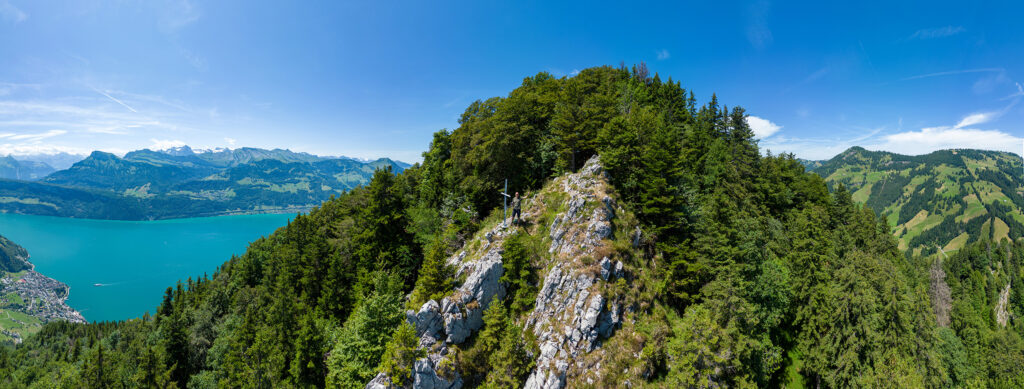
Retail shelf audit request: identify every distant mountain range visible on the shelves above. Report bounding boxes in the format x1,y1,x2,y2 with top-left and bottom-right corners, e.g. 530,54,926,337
810,146,1024,255
8,152,85,171
0,146,408,220
0,156,55,180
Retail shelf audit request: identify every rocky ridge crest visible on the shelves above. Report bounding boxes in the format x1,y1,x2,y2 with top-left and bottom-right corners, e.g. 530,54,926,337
368,156,630,389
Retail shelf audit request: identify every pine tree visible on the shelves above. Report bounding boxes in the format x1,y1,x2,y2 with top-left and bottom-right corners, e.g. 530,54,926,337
377,321,424,386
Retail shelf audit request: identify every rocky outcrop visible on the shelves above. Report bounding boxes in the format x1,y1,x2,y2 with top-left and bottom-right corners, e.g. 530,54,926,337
371,231,511,388
523,257,624,389
367,155,629,389
996,282,1011,327
412,356,461,389
525,156,626,389
929,255,952,327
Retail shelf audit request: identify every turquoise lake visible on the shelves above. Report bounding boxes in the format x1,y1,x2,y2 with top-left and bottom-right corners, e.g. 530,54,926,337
0,212,294,322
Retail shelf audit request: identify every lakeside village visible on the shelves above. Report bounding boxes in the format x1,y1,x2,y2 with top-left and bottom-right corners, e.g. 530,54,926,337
0,269,85,344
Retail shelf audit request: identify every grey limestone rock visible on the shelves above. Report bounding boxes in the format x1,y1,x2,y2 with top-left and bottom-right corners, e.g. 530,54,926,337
413,357,462,389
365,373,391,389
415,299,443,340
599,257,613,281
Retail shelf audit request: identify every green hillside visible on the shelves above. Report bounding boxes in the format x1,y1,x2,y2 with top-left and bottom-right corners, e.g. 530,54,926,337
812,147,1024,255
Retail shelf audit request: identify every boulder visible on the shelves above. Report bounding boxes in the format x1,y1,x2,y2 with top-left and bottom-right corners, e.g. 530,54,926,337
599,257,612,281
415,300,443,340
412,357,462,389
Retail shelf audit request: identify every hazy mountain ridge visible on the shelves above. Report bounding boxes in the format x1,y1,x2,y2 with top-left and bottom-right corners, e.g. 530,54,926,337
811,146,1024,254
0,157,55,181
0,146,407,220
9,153,85,171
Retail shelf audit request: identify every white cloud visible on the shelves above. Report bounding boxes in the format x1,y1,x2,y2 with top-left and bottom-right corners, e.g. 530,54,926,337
955,111,998,128
149,138,187,150
760,127,883,160
907,26,965,40
656,49,670,60
224,137,236,146
0,144,90,157
0,0,27,24
868,126,1022,155
746,116,782,138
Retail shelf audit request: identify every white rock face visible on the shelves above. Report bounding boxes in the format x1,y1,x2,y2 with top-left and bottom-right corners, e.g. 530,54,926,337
441,248,505,344
365,373,390,389
412,357,462,389
388,239,510,388
369,155,628,389
524,156,625,389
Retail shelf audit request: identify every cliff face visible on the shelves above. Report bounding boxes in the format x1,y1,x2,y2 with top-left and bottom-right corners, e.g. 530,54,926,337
368,156,638,389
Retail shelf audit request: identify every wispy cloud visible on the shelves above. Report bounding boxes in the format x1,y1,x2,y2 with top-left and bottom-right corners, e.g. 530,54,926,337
5,129,67,141
746,116,782,138
781,66,829,94
900,68,1003,82
746,1,773,50
1002,82,1024,100
92,88,139,113
906,26,965,40
656,49,670,60
159,0,201,32
0,0,27,24
224,137,236,146
955,111,998,128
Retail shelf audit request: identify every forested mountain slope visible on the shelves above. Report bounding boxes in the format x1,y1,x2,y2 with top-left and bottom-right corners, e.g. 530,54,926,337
0,147,405,220
811,147,1024,255
2,65,1020,388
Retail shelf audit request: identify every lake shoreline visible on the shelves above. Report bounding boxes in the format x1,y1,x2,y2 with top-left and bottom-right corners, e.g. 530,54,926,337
0,212,293,322
0,206,308,222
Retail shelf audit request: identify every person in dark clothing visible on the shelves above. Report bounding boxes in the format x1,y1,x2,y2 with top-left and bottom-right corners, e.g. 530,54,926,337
511,192,522,225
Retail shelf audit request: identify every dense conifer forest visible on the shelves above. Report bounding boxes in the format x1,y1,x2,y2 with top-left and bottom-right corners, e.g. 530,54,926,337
2,65,1022,388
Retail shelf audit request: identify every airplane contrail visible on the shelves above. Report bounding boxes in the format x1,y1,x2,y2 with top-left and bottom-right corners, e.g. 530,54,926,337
91,87,139,113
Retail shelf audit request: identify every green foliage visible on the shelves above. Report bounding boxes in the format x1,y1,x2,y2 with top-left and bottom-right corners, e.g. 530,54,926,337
500,232,539,316
326,272,405,388
410,234,455,306
481,321,535,389
377,321,424,386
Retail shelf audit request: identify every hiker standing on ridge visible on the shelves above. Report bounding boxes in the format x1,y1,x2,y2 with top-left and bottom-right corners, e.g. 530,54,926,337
511,192,522,225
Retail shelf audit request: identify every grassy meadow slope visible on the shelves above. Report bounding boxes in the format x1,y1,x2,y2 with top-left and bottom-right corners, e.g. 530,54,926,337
812,147,1024,255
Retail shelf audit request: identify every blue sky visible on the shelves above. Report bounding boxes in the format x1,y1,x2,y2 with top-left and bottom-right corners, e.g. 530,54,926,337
1,1,1023,162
